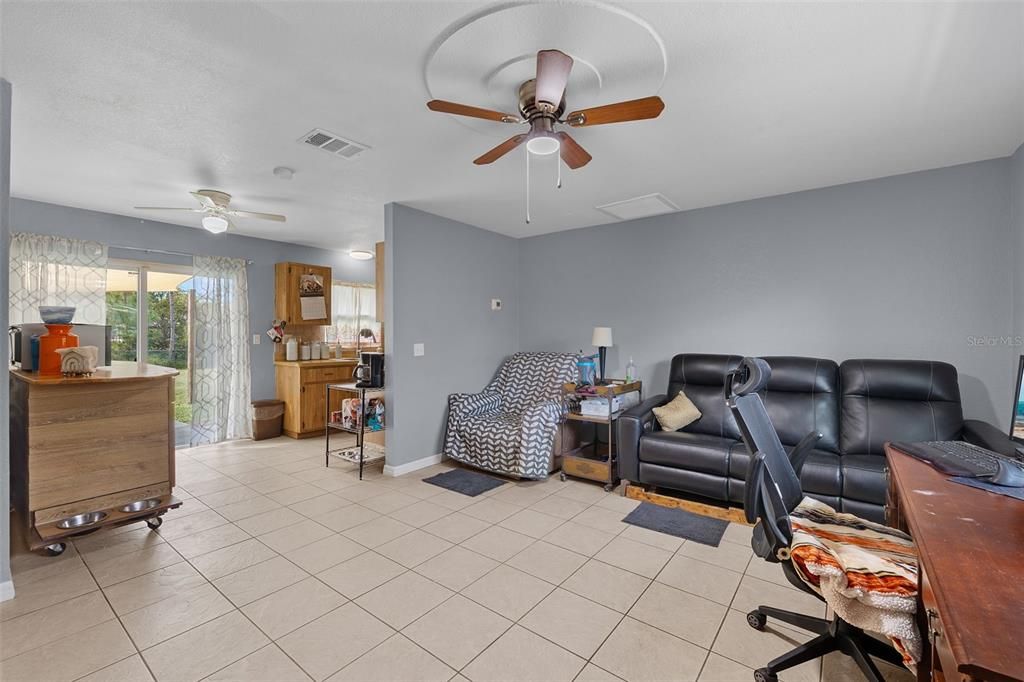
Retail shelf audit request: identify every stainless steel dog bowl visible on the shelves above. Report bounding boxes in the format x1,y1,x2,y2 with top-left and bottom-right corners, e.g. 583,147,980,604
56,511,108,529
119,498,161,513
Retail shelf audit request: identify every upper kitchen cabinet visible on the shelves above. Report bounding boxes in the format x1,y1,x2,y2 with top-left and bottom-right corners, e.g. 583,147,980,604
275,262,332,326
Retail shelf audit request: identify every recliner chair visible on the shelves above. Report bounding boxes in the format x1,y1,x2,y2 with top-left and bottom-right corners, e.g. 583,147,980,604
728,357,907,682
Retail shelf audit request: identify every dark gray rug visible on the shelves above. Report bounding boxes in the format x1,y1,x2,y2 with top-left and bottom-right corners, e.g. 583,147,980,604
422,468,507,496
623,502,728,547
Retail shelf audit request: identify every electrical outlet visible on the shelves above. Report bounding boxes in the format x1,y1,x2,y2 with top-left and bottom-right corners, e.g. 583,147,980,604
491,299,502,311
413,343,425,357
252,334,261,345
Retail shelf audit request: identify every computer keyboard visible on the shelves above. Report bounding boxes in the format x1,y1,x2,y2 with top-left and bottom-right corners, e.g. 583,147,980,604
893,440,1021,478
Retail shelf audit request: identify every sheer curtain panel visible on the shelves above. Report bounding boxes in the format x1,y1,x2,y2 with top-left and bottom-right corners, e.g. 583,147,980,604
9,232,107,324
190,255,252,444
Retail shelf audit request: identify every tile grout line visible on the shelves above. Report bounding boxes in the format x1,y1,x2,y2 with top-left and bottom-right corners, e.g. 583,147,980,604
17,447,795,682
74,536,160,682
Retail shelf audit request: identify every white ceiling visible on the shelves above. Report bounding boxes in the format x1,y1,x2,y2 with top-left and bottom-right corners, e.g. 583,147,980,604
2,1,1022,249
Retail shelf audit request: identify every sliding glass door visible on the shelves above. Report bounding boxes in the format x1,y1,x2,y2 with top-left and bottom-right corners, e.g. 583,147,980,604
106,260,194,445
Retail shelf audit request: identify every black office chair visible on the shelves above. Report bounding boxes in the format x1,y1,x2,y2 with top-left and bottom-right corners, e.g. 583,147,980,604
727,357,906,682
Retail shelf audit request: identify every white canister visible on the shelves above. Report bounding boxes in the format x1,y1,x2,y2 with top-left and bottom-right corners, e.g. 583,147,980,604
311,342,321,360
300,343,311,361
285,337,298,361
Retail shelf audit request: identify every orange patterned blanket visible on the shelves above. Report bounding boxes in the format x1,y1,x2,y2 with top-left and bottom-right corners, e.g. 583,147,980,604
789,497,920,672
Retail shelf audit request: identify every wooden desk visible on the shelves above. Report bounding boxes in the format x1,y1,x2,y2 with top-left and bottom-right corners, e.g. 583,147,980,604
885,443,1024,682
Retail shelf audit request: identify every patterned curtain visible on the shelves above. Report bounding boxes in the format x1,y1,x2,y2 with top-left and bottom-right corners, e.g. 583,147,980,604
9,232,107,324
190,255,252,445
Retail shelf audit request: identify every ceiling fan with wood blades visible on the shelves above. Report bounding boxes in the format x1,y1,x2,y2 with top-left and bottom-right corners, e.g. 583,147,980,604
427,49,665,169
134,189,286,234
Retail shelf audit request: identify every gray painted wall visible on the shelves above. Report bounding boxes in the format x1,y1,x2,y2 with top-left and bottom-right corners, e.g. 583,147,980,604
1013,142,1024,341
9,199,373,400
519,158,1017,426
385,203,518,468
2,79,13,595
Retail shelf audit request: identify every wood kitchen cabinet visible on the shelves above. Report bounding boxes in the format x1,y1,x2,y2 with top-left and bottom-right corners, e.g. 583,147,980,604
275,359,357,438
274,261,332,326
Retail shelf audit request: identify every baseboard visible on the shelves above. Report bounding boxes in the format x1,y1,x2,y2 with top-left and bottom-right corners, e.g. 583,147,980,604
0,579,15,603
384,453,443,477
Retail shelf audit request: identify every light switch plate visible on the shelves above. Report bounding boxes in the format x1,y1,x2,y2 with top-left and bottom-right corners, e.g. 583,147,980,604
252,334,261,345
491,299,502,311
413,343,425,357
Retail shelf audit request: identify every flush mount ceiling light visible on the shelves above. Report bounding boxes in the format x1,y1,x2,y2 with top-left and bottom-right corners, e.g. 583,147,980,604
349,250,374,260
201,215,229,234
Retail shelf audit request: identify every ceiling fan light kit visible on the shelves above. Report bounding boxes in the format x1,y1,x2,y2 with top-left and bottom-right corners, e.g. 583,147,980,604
201,215,229,233
427,48,665,223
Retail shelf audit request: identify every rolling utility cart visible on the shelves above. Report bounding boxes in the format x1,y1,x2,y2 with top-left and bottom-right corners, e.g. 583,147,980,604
325,382,385,480
561,380,642,491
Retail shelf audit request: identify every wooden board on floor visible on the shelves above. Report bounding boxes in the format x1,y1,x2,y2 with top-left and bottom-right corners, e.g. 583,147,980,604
625,485,752,525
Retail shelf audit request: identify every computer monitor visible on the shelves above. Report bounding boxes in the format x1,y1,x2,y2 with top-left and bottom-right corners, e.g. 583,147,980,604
1012,355,1024,444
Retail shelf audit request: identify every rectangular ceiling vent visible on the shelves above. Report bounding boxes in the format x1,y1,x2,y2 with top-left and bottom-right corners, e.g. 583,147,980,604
298,128,369,160
596,193,680,222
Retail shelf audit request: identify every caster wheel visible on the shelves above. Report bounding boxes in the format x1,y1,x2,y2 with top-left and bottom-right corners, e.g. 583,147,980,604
604,483,614,492
146,517,163,530
746,610,767,631
43,542,66,557
753,668,777,682
559,472,566,482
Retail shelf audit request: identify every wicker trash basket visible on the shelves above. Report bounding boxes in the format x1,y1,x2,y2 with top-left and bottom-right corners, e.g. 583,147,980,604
252,399,285,440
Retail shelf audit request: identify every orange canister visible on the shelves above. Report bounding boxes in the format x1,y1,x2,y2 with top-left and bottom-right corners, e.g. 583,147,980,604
38,324,79,376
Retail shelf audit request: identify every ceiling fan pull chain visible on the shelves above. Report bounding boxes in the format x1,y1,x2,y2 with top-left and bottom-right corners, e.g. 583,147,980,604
525,147,531,224
556,155,562,189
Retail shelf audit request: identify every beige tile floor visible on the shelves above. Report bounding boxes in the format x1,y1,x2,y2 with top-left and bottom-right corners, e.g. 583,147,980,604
0,436,915,682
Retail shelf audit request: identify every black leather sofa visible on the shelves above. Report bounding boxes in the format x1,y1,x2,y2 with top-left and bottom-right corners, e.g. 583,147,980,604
618,354,1016,523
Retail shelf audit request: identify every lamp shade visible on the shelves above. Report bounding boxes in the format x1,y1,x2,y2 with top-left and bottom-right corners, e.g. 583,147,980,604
592,326,613,347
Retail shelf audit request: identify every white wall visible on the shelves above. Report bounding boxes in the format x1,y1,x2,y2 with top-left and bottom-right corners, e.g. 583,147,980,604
385,203,519,468
519,158,1018,425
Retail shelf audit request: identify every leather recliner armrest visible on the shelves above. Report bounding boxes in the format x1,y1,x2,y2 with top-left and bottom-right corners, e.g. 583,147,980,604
616,394,668,482
961,419,1020,457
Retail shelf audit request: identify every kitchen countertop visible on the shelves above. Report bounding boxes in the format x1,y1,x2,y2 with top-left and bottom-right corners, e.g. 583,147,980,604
273,358,358,367
11,362,179,385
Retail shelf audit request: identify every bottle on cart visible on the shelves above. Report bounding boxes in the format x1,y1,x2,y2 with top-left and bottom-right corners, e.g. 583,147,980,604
625,356,637,383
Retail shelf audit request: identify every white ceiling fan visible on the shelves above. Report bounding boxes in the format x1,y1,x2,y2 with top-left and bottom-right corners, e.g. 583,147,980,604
135,189,286,233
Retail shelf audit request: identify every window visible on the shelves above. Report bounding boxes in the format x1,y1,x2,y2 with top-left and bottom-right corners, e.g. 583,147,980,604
330,281,380,349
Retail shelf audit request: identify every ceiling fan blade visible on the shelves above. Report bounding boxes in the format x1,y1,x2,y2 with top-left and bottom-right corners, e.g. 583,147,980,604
555,132,592,169
227,210,287,222
427,100,521,123
473,134,528,165
134,207,204,212
535,49,573,109
565,96,665,127
190,191,219,209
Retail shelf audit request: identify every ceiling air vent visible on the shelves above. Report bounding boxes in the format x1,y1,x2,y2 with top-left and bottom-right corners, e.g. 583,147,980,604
299,129,369,160
596,193,680,221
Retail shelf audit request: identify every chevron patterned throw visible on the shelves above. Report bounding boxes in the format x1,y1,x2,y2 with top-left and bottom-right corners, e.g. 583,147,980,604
443,352,577,479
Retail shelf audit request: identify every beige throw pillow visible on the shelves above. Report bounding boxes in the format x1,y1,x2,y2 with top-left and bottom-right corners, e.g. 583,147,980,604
652,391,702,432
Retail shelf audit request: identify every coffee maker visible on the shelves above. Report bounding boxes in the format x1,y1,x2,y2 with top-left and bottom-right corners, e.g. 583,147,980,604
353,352,384,388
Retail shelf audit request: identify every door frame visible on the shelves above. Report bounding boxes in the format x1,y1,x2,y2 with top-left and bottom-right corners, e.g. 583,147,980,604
106,258,194,365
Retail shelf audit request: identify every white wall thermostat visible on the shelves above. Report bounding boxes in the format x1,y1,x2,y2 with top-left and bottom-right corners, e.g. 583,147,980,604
491,299,502,311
